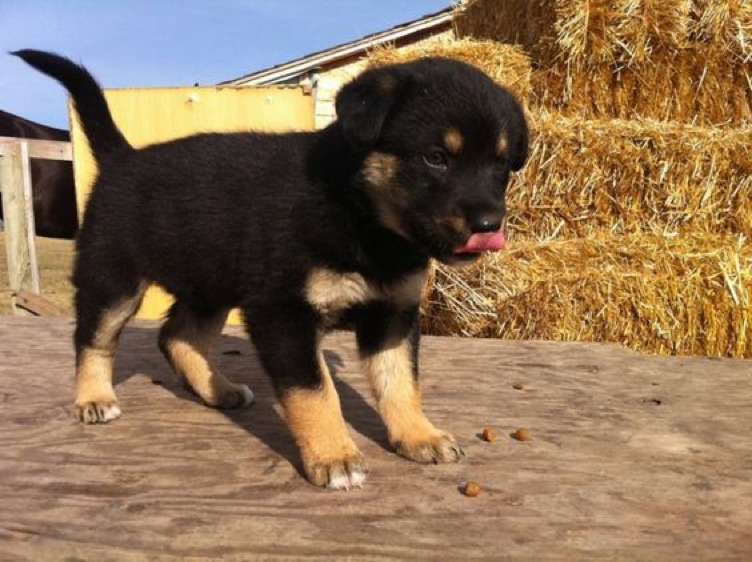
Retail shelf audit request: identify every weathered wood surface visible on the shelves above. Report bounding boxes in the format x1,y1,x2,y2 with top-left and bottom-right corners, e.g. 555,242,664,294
12,289,70,318
0,136,72,161
0,141,40,313
0,317,751,560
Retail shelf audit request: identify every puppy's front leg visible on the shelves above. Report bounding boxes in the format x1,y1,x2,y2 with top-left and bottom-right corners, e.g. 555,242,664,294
356,305,465,464
250,307,365,490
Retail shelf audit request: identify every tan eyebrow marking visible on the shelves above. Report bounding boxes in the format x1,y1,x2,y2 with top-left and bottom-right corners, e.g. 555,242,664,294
497,132,509,157
443,128,463,154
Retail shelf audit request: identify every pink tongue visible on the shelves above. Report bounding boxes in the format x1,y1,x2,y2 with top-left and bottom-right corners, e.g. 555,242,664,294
455,230,506,254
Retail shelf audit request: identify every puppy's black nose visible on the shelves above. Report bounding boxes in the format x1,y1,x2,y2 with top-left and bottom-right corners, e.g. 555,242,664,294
468,213,503,234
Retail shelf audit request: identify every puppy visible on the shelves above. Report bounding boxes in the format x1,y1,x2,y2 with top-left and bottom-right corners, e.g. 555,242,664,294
15,50,528,489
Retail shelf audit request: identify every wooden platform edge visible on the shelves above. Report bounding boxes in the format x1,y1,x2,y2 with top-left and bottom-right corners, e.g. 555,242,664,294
12,289,70,317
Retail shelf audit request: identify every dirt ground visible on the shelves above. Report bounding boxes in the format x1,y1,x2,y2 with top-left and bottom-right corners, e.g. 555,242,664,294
0,232,75,315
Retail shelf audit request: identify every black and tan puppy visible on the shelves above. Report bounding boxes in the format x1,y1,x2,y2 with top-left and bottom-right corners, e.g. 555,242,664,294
14,49,528,489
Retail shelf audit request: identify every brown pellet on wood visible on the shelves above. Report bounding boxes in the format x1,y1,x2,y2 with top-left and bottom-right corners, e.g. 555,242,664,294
513,383,525,390
463,481,481,497
511,428,530,441
481,427,496,442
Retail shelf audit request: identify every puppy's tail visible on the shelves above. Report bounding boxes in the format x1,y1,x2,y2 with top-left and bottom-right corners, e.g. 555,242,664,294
12,49,131,164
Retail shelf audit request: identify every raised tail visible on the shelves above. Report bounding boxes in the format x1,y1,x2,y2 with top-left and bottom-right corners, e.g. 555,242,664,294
12,49,130,164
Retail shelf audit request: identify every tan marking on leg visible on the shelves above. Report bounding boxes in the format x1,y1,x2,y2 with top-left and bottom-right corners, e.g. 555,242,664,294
281,351,365,489
362,339,464,464
305,268,373,318
497,132,509,157
161,307,253,408
90,288,146,352
443,127,464,154
75,285,146,424
76,348,120,423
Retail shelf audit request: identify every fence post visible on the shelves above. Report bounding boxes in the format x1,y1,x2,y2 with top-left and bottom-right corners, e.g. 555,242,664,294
0,140,41,315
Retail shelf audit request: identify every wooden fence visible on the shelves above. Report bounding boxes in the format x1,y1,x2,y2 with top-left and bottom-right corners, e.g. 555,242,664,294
0,136,71,315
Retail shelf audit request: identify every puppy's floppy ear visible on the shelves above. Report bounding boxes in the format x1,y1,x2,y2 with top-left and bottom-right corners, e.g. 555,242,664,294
335,65,408,150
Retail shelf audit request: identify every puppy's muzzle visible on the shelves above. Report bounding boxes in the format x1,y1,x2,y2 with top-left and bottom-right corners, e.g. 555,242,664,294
467,212,503,234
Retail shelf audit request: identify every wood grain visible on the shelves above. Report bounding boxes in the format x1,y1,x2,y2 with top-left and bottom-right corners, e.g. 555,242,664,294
13,289,70,317
0,142,40,315
0,136,72,161
0,317,751,560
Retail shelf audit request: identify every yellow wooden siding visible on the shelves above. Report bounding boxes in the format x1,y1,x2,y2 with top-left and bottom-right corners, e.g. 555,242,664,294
70,85,314,324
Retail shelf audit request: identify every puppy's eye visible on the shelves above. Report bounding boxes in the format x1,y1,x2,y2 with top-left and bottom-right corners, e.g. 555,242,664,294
423,149,448,170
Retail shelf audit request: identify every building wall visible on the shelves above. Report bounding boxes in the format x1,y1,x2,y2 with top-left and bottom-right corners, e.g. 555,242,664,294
314,29,454,129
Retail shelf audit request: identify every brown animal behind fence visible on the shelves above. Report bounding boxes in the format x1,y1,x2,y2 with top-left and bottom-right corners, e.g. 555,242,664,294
0,110,77,239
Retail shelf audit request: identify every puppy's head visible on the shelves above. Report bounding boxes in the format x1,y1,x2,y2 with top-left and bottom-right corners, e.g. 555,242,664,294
336,57,528,266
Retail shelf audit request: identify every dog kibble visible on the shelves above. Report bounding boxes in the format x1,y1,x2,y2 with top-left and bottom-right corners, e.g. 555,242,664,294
511,428,530,441
513,383,525,390
481,427,496,442
463,481,481,497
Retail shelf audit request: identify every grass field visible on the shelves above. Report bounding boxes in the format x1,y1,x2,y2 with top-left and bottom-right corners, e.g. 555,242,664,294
0,232,75,316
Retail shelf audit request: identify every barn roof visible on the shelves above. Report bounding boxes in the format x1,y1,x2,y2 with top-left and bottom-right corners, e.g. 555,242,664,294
222,7,454,85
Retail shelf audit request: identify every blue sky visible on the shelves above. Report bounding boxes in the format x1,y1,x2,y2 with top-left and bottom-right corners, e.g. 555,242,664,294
1,0,450,129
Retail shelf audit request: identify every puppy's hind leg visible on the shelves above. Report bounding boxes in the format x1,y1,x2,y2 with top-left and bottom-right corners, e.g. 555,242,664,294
158,302,254,409
74,280,147,424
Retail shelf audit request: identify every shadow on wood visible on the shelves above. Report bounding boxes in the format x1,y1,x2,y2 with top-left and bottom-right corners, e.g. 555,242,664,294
1,316,751,559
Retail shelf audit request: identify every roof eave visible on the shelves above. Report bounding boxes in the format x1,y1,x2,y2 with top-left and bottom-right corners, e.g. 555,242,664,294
223,10,454,86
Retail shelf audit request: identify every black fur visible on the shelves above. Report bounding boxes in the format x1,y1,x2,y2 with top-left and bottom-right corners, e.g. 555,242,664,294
16,50,528,467
12,50,130,164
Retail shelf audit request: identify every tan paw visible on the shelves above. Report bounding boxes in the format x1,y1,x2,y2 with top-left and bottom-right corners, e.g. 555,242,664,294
394,431,465,464
304,454,368,490
75,400,121,424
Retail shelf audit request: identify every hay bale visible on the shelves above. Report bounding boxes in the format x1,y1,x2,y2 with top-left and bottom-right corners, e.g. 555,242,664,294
533,46,752,125
456,0,752,124
422,232,751,358
456,0,750,64
454,0,548,54
455,0,686,65
505,115,752,240
687,0,752,60
366,38,532,102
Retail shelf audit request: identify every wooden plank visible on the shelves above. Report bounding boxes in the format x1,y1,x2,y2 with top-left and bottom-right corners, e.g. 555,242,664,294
12,289,70,317
0,136,72,161
0,145,40,315
19,141,40,295
0,317,750,560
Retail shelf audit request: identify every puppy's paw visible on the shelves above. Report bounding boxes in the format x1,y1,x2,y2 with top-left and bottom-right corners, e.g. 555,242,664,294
75,400,121,424
216,383,255,409
305,454,368,490
185,379,255,409
394,431,465,464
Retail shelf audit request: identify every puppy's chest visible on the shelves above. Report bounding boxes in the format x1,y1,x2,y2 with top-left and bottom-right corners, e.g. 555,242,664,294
304,267,426,320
